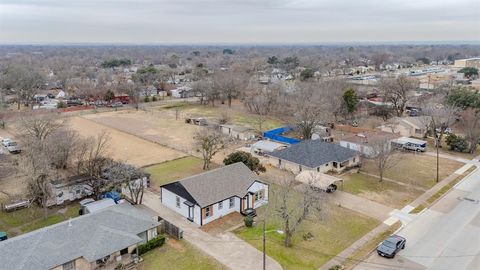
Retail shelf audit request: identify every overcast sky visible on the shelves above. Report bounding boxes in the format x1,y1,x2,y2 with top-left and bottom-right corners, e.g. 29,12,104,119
0,0,479,44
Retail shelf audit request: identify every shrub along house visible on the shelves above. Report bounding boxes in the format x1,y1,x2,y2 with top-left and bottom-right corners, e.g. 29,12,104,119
0,203,160,270
160,162,268,226
267,140,360,174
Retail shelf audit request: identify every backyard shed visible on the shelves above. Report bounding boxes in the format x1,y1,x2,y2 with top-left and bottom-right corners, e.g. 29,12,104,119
251,140,287,154
219,124,256,140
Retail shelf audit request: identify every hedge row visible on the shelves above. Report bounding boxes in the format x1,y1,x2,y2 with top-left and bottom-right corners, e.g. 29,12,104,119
138,235,165,255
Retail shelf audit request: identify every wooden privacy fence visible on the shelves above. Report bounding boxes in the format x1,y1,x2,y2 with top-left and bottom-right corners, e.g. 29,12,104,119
158,216,183,240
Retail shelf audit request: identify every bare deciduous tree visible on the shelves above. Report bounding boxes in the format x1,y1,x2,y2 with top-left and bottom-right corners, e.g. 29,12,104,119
191,79,212,105
368,137,399,182
20,140,54,219
213,70,244,107
293,83,330,139
76,132,112,198
422,102,459,182
380,75,418,117
460,109,480,154
118,81,142,110
274,176,327,247
20,113,67,142
104,161,146,204
46,130,82,170
194,129,225,170
3,65,45,110
243,83,284,134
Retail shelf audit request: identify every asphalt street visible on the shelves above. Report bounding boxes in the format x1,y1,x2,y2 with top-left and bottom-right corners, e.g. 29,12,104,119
355,167,480,270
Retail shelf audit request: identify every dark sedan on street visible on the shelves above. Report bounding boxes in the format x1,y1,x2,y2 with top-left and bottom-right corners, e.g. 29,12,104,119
377,235,406,258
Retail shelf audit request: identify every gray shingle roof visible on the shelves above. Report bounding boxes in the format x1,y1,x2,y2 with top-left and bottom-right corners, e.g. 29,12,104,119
0,203,159,270
162,162,261,208
268,140,358,168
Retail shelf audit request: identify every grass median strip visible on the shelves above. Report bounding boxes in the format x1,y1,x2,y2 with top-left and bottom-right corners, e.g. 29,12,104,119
410,166,476,214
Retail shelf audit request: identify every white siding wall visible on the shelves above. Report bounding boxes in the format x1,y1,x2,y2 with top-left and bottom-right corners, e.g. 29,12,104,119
248,182,269,209
221,127,255,140
340,141,373,156
161,188,192,221
161,183,270,226
202,197,241,225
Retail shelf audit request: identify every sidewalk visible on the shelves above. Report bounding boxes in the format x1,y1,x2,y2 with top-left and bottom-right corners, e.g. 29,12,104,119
142,190,283,270
358,172,427,192
423,151,471,164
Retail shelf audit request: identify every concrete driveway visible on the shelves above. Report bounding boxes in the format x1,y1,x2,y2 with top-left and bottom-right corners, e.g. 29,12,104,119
354,167,480,270
142,191,283,270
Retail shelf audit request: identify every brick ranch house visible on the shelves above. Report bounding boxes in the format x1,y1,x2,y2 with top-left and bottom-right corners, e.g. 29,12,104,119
160,162,268,226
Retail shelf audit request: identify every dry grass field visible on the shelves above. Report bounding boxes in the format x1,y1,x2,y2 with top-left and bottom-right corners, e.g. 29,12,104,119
67,116,186,167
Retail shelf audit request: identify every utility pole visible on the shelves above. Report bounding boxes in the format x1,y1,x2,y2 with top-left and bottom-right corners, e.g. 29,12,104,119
436,133,440,183
263,219,266,270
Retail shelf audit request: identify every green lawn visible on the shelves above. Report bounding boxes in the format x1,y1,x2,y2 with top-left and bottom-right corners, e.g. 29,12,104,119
234,185,379,270
361,154,463,189
139,238,227,270
144,156,208,191
0,204,81,237
342,173,422,209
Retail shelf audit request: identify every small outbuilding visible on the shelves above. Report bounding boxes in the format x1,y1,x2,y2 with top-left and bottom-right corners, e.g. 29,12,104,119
251,140,287,154
219,124,256,140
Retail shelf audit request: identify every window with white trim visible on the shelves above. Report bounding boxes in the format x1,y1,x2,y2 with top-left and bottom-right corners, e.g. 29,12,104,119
229,198,235,208
218,201,223,209
205,206,212,217
255,190,265,201
176,196,181,208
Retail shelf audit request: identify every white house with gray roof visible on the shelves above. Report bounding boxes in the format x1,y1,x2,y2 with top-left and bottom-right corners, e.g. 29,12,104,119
0,203,160,270
267,140,360,174
160,162,268,226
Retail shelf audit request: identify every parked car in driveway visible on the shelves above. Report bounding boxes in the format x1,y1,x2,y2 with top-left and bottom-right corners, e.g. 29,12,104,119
377,235,406,258
6,141,21,154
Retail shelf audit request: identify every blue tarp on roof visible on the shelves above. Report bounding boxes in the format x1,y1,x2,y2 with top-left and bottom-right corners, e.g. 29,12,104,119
263,127,301,145
102,191,122,203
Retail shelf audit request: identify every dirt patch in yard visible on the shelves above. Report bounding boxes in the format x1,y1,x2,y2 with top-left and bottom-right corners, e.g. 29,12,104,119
82,109,203,153
0,154,25,199
167,238,186,252
67,116,186,167
201,212,244,235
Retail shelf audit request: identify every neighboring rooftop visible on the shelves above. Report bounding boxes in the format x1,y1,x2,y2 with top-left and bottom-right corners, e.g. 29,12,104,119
251,140,287,152
268,140,358,168
0,203,159,270
161,162,261,207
